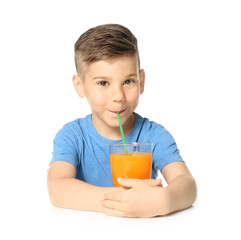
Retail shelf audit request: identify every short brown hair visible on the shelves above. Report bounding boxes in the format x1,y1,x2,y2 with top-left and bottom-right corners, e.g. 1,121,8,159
74,24,140,79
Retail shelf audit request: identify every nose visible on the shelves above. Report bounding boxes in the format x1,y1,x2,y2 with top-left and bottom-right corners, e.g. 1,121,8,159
111,85,125,102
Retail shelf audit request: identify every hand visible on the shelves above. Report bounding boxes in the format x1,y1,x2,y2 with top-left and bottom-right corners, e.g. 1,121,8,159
143,178,163,187
102,178,166,218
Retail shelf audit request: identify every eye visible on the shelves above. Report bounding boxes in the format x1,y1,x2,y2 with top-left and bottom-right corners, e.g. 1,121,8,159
98,81,109,87
124,79,135,85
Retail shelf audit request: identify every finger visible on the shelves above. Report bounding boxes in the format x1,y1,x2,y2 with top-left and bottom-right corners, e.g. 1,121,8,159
104,191,124,202
144,179,161,187
102,206,126,217
143,179,162,187
117,178,142,188
101,199,123,212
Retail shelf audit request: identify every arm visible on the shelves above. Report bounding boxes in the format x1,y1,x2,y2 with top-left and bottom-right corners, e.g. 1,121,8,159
47,161,119,212
161,162,197,214
101,162,197,217
47,161,162,212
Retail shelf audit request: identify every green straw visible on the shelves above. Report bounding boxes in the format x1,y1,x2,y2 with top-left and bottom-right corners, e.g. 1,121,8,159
117,112,128,154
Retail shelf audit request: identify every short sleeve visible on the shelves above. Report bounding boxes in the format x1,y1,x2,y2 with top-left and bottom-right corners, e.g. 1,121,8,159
50,123,79,168
151,125,183,174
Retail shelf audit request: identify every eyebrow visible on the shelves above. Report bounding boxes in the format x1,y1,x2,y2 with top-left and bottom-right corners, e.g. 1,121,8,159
125,73,138,78
92,76,111,80
92,73,138,80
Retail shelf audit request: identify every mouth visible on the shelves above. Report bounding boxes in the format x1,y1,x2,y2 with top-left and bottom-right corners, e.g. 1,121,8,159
109,109,126,114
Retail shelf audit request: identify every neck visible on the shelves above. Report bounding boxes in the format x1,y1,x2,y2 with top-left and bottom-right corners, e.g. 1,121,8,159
92,113,135,140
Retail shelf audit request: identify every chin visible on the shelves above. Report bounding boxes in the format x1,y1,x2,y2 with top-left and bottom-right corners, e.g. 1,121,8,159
108,120,121,129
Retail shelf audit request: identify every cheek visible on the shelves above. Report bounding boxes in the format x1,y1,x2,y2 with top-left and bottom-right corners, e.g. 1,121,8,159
126,89,140,102
86,91,106,106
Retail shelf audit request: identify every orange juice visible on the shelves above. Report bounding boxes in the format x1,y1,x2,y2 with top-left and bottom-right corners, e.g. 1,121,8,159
110,152,152,187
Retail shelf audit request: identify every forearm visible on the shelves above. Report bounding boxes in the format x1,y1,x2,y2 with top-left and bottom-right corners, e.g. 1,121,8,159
163,174,197,214
48,177,115,212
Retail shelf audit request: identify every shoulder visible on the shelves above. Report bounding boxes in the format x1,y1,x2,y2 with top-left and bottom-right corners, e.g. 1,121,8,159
51,118,89,167
54,116,90,145
135,113,166,134
135,113,175,143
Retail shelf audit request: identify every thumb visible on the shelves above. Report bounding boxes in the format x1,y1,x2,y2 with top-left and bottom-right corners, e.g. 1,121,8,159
117,178,141,188
144,178,163,187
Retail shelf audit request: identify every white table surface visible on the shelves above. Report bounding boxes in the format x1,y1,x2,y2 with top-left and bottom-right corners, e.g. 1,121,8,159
1,165,240,240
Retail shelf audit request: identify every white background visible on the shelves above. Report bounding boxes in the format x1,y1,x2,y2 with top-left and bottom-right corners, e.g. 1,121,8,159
0,0,240,239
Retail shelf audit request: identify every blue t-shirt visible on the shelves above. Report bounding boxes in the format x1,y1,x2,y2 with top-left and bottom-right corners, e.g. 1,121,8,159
51,113,183,187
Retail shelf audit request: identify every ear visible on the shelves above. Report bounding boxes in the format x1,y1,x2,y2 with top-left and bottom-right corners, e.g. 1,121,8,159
139,69,145,94
72,74,85,98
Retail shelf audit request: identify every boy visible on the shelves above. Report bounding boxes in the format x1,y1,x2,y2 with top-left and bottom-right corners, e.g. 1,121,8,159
47,24,197,218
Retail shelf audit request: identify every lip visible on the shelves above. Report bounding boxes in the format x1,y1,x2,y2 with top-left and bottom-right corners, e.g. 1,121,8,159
109,109,126,114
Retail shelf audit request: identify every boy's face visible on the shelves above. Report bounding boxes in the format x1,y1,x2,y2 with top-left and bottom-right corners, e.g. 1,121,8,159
73,55,145,138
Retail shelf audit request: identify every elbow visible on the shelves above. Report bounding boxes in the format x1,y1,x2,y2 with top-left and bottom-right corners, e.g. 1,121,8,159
47,184,58,207
47,178,62,208
48,187,64,208
189,176,198,207
192,178,198,205
48,189,58,207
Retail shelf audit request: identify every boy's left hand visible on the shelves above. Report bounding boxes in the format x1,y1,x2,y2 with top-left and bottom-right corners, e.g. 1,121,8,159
101,178,166,218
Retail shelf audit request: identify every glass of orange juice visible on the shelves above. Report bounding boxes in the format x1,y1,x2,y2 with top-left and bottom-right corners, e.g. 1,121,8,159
110,143,153,187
